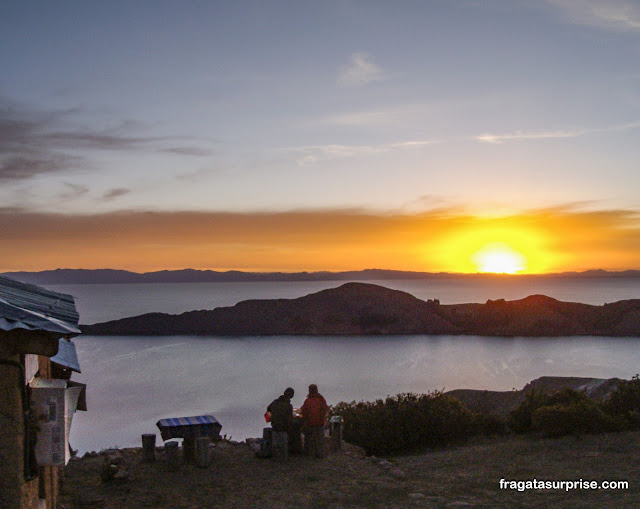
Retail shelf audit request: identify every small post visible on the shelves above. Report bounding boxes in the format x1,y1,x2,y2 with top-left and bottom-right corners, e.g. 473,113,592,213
330,416,343,452
165,441,180,471
271,430,288,462
183,437,196,464
142,434,156,462
195,437,210,468
258,427,273,458
289,419,303,454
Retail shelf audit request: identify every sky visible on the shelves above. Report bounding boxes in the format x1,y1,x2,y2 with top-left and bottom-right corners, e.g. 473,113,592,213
1,0,640,273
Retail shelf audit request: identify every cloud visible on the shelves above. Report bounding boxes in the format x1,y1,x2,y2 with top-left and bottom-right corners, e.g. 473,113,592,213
0,99,211,183
338,52,387,88
474,121,640,144
475,129,587,144
281,119,637,165
320,103,432,127
160,146,213,156
282,119,640,165
282,139,440,165
0,154,77,181
1,205,639,273
322,109,399,127
175,168,218,182
102,188,131,201
547,0,640,31
59,183,90,200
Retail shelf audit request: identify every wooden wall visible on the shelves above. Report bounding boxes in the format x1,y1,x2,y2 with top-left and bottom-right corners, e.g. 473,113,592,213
0,352,60,509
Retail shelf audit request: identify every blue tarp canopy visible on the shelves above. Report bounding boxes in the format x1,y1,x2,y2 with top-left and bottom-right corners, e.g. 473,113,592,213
156,415,222,441
50,338,81,373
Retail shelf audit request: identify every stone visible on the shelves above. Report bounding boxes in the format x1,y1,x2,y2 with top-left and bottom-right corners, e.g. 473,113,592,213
272,430,288,462
390,467,407,479
113,468,130,482
102,449,124,463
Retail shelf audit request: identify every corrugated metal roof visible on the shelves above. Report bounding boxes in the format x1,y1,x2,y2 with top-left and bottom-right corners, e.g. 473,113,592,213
156,415,222,440
50,338,81,372
0,275,80,336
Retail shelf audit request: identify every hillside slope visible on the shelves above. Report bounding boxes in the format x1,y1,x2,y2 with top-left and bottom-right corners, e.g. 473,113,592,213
82,283,640,336
59,432,640,508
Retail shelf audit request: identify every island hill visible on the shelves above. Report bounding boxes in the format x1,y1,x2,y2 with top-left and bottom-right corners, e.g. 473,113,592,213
81,282,640,337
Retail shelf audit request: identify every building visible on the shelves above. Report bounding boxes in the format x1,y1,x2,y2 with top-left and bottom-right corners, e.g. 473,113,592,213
0,275,84,509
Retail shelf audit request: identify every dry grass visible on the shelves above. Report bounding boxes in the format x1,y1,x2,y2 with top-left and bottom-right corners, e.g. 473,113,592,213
59,432,640,508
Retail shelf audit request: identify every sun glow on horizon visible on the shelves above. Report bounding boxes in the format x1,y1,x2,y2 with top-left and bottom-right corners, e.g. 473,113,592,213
430,220,549,274
471,242,527,274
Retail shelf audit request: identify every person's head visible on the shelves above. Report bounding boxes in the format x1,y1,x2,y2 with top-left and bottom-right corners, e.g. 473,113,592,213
308,384,318,395
284,387,294,399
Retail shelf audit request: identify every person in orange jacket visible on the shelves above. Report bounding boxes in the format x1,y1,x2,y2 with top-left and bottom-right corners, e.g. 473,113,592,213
299,384,329,458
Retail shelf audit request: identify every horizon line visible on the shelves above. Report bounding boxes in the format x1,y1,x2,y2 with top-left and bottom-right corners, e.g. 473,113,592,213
3,267,640,277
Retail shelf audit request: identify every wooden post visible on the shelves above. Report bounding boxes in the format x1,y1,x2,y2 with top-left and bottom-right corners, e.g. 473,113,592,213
0,357,24,509
183,437,196,463
142,434,156,462
195,437,210,468
165,441,180,471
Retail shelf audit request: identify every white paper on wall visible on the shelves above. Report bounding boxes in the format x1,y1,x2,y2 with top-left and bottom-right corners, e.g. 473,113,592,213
30,379,79,466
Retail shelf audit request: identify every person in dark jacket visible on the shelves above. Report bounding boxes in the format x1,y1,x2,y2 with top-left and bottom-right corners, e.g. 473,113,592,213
266,387,295,460
300,384,329,458
267,387,294,431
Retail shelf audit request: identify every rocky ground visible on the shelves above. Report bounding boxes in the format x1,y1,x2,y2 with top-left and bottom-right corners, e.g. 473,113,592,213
59,431,640,508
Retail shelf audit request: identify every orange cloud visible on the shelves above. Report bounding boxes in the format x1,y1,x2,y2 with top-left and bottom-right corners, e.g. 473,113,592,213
1,206,639,273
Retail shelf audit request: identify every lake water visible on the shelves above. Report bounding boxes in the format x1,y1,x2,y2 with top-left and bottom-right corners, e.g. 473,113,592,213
47,278,640,454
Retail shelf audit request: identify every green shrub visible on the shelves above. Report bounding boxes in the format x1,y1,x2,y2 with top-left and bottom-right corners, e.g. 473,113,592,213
509,387,626,437
331,392,504,456
603,375,640,428
472,413,508,436
531,401,622,437
508,388,595,434
509,390,551,434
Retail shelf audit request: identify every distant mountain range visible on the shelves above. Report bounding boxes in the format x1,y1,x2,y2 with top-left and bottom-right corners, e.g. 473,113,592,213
82,282,640,337
3,268,640,285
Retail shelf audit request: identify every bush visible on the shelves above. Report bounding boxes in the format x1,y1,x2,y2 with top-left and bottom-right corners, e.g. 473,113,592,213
603,375,640,428
509,388,595,434
509,387,625,437
331,392,504,456
472,413,509,436
531,401,621,437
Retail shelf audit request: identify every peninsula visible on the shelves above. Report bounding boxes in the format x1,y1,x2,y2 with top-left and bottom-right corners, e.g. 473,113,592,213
81,282,640,337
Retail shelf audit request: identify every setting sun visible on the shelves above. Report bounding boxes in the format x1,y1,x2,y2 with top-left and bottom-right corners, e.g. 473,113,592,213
471,242,527,274
427,218,553,274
